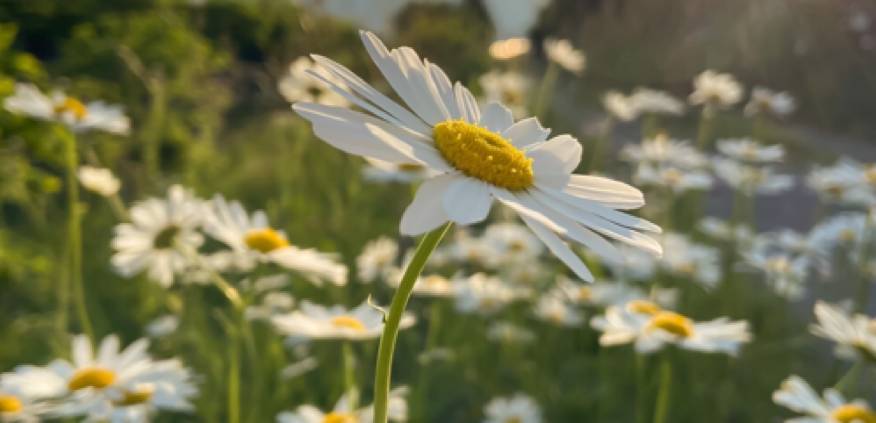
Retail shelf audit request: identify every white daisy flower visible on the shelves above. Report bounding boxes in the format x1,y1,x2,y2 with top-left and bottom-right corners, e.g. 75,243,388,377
807,161,875,206
272,300,415,341
533,294,583,327
478,70,532,118
78,166,121,197
543,38,585,75
383,268,456,298
482,221,544,263
144,315,180,339
293,31,662,282
629,88,685,116
716,138,785,163
4,82,130,135
38,335,196,422
713,158,794,196
591,303,751,355
555,276,677,309
634,164,713,193
204,195,347,286
357,236,399,283
486,321,536,344
488,37,532,61
742,250,809,300
362,157,435,183
620,134,707,169
773,375,876,423
744,87,796,118
439,231,503,269
483,393,542,423
698,217,754,244
808,213,876,267
602,91,640,122
111,185,205,287
503,259,547,286
659,233,721,289
245,291,296,321
277,387,408,423
454,273,525,315
605,242,659,282
0,367,61,423
688,70,743,109
811,301,876,362
278,57,350,107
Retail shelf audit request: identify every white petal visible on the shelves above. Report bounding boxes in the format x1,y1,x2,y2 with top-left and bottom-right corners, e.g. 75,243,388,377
455,82,481,123
427,61,462,119
520,215,594,282
442,177,493,225
528,134,582,174
502,117,550,149
479,102,514,133
539,186,662,233
400,174,454,235
565,175,645,210
525,191,623,262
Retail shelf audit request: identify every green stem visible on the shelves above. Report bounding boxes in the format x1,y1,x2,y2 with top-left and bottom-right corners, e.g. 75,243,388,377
589,118,614,172
641,114,659,140
373,223,452,423
62,128,94,339
833,361,863,396
635,354,648,423
414,301,444,420
343,342,359,410
652,354,673,423
228,328,241,423
532,62,559,119
696,108,714,151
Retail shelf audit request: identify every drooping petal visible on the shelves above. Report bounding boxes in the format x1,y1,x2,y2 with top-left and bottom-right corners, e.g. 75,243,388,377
442,177,493,225
565,175,645,210
520,214,594,282
502,117,550,149
479,102,514,133
400,174,455,235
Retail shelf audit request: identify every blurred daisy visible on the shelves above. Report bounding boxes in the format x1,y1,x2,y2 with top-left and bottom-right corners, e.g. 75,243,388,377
78,166,121,197
808,213,875,266
533,294,583,327
773,375,876,423
479,70,532,118
0,369,58,423
629,88,685,116
294,31,662,282
111,185,205,287
145,315,180,339
742,250,808,300
245,291,296,321
439,231,502,268
716,138,784,163
591,304,751,355
603,91,639,122
357,236,399,283
482,221,544,263
454,273,524,315
713,159,794,196
698,217,754,244
744,87,796,118
488,37,531,61
4,82,130,135
272,300,415,341
811,301,876,362
620,134,707,169
383,267,457,298
660,233,721,289
278,57,349,107
543,38,585,75
556,276,677,309
362,157,434,183
634,164,713,193
483,393,542,423
807,161,874,205
205,195,347,286
605,243,659,282
487,321,536,344
277,387,408,423
688,70,743,109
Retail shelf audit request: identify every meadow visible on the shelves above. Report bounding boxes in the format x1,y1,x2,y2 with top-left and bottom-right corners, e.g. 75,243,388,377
2,1,876,422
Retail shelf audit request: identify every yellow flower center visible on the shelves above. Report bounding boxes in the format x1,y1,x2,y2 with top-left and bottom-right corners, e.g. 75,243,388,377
766,257,790,273
55,97,88,121
116,387,154,406
68,367,116,391
662,168,683,186
330,316,366,332
832,404,876,423
323,412,358,423
627,300,661,315
505,418,523,423
0,395,22,413
866,167,876,186
433,120,534,191
648,311,694,338
577,287,592,302
397,163,424,172
244,228,290,253
826,185,845,198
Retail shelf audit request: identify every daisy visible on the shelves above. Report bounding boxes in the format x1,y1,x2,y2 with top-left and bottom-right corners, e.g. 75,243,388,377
604,243,659,282
488,37,532,61
278,57,350,107
111,185,205,287
591,303,751,355
362,157,435,183
486,321,536,344
4,82,130,135
383,268,456,298
78,166,121,197
808,213,876,266
744,87,796,118
629,88,685,116
742,250,809,300
555,276,677,309
272,300,416,341
482,221,544,264
773,375,876,423
438,231,503,269
807,161,874,206
0,367,61,423
454,273,525,315
716,138,785,163
659,233,721,289
357,236,399,283
602,91,640,122
698,217,753,244
543,38,585,75
245,291,296,321
478,70,532,118
713,158,794,196
533,294,584,327
145,315,180,339
277,387,408,423
483,394,542,423
634,164,713,193
688,70,743,109
204,195,347,286
620,134,707,169
811,301,876,362
293,31,663,282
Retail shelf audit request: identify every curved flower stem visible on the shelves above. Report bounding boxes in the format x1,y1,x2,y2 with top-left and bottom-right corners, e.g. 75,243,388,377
373,223,452,423
652,354,673,423
532,62,559,119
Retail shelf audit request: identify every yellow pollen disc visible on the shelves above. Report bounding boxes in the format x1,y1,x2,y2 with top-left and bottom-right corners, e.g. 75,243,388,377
331,316,366,332
244,228,290,253
662,168,683,185
433,120,534,191
116,387,154,406
766,257,790,273
577,287,592,302
832,404,876,423
54,97,88,121
627,300,661,315
68,367,116,391
322,412,358,423
0,395,22,413
648,311,694,338
866,167,876,185
826,185,845,198
840,229,857,243
397,163,424,172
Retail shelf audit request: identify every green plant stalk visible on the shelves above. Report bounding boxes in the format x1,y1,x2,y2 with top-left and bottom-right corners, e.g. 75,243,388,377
635,354,648,423
589,118,614,172
62,128,94,340
373,223,452,423
696,108,714,151
833,360,864,396
343,341,359,410
228,329,241,423
414,301,444,420
532,62,559,119
652,354,673,423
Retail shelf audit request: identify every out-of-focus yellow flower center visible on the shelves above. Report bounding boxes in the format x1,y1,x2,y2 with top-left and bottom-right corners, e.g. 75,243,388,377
766,257,790,273
433,120,534,191
840,229,858,243
422,275,447,287
397,163,424,172
55,97,88,121
865,167,876,186
662,168,683,186
648,311,694,338
627,300,661,315
68,367,116,391
832,404,876,423
116,387,154,406
331,316,366,332
489,37,531,60
244,228,289,253
0,395,22,413
577,286,592,302
322,412,358,423
504,417,523,423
